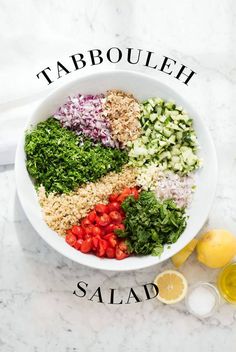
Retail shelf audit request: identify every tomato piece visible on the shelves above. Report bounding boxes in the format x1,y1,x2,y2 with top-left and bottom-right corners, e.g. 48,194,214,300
117,187,133,203
109,211,122,224
103,233,114,240
130,187,139,200
104,223,116,234
115,247,129,260
119,209,126,218
92,235,101,250
95,204,109,214
109,237,117,248
118,240,128,252
65,233,77,247
109,193,119,202
96,239,108,257
66,229,73,236
117,194,129,203
74,238,83,250
87,210,97,223
108,202,121,212
96,213,110,227
84,225,94,237
103,233,117,248
81,218,92,228
80,238,92,253
114,223,125,233
71,225,85,238
92,226,102,237
106,247,115,258
123,188,132,196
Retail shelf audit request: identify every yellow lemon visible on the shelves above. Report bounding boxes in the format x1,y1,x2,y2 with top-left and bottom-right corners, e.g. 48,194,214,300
171,239,198,268
197,229,236,268
154,270,188,304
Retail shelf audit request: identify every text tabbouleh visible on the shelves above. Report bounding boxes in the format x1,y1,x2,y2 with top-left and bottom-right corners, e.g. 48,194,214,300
24,90,202,260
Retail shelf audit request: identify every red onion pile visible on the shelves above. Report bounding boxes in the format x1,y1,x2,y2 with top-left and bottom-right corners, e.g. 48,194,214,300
54,94,118,148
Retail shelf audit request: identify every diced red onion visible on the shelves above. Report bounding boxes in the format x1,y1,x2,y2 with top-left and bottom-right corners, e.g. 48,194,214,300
54,94,119,148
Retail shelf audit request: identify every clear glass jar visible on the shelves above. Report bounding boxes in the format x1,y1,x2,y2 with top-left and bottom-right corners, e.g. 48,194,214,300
217,263,236,304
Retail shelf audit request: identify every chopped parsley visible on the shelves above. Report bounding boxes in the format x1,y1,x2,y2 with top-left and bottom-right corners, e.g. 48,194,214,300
25,117,128,194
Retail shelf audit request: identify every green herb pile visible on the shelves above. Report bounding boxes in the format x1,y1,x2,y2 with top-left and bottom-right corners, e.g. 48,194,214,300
25,117,128,194
117,191,187,256
128,98,201,174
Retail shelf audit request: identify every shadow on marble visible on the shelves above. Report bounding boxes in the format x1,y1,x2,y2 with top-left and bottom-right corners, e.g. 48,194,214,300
0,164,14,173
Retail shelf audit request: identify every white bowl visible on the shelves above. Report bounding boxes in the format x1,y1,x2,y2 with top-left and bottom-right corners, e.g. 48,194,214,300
15,70,217,271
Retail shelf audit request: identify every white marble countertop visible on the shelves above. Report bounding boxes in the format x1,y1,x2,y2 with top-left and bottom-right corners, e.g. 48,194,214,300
0,0,236,351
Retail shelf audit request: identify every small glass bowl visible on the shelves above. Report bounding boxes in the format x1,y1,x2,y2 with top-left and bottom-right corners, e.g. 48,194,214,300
185,282,220,319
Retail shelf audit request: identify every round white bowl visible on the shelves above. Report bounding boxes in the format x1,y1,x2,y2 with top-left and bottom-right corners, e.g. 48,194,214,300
15,70,217,271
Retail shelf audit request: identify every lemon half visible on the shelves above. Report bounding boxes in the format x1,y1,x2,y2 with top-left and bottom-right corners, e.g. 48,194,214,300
154,270,188,304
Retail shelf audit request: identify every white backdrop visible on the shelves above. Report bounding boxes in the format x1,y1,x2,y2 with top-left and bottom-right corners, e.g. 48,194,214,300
0,1,236,351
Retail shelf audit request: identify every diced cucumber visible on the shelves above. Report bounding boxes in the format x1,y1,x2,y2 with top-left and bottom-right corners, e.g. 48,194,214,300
163,128,172,137
150,113,157,122
129,97,200,175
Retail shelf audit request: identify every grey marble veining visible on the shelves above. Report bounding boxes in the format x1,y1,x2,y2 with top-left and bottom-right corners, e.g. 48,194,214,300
0,0,236,351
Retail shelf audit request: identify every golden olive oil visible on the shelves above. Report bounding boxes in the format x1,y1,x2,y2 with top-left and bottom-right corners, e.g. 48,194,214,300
217,263,236,304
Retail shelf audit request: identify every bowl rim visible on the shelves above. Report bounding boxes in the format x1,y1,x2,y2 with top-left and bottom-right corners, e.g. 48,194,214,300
15,68,218,271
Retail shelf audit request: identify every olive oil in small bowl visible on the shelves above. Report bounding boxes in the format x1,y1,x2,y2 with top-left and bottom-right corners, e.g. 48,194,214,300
217,263,236,304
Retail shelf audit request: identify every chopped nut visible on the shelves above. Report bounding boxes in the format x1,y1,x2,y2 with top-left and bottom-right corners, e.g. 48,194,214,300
104,90,141,147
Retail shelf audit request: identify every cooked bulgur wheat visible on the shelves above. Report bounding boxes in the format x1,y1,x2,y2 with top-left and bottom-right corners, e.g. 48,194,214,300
38,166,138,235
104,90,141,147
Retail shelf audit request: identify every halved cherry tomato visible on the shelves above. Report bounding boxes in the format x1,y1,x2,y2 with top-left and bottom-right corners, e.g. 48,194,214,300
109,237,117,248
92,235,101,250
92,226,102,237
109,193,119,202
118,240,128,252
106,247,115,258
95,204,109,214
104,223,116,234
109,211,122,224
80,238,92,253
65,233,77,247
116,247,129,260
108,202,121,212
96,239,108,257
103,233,117,248
74,238,83,250
71,225,85,238
81,218,92,228
84,225,94,236
96,213,110,227
87,210,97,223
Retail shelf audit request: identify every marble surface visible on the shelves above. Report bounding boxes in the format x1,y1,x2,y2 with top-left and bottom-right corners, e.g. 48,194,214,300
0,0,236,351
